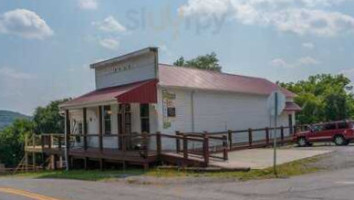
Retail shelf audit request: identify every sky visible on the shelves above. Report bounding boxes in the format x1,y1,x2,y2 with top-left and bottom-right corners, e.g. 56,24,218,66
0,0,354,115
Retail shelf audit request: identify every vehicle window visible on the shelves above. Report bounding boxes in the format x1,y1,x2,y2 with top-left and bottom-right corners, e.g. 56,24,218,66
324,123,336,130
337,122,349,129
312,125,323,132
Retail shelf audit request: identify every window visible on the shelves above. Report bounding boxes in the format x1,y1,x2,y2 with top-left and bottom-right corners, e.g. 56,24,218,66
78,122,83,135
324,123,336,130
338,122,349,129
167,107,176,117
312,125,323,132
103,105,112,135
140,104,150,133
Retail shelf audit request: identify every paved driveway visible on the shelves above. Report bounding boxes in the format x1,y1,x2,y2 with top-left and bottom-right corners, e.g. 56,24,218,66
212,147,332,169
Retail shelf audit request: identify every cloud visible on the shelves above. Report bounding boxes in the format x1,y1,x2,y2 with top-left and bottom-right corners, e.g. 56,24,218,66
0,67,34,79
178,0,354,37
270,58,291,68
0,9,53,39
268,9,354,37
298,56,320,65
271,56,320,68
78,0,98,10
179,0,234,18
92,16,126,33
99,38,119,50
302,42,315,49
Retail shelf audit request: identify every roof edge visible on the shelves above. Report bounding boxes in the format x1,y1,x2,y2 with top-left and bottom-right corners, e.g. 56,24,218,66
90,47,158,69
158,84,295,98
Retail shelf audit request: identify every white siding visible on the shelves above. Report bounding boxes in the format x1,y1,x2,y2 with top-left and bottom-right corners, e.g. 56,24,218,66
156,88,193,134
95,53,157,89
156,88,296,149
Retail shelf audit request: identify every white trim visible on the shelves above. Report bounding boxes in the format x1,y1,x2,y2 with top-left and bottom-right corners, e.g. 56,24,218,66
60,100,118,110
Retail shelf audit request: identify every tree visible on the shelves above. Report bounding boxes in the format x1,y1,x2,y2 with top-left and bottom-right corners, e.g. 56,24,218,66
0,119,34,167
280,74,354,124
173,52,222,72
0,99,69,167
33,99,69,134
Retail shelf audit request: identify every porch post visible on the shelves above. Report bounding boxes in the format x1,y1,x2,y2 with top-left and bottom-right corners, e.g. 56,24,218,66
121,104,126,152
65,109,70,171
83,108,88,151
117,104,120,150
98,106,103,152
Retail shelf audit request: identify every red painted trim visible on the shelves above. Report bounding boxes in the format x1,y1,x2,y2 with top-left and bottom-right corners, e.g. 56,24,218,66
116,79,158,103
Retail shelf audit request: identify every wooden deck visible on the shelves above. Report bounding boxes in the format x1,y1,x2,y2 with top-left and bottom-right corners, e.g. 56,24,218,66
22,125,299,170
69,147,158,165
26,145,158,169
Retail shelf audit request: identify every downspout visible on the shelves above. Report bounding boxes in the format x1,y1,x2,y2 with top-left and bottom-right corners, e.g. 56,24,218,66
191,90,195,132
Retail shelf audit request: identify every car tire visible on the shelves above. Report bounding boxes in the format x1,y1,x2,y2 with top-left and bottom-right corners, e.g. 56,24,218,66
334,135,346,146
297,137,307,147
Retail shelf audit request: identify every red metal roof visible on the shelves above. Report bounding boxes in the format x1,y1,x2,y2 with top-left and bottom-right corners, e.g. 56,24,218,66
61,64,296,108
284,102,302,112
158,64,296,98
60,80,157,108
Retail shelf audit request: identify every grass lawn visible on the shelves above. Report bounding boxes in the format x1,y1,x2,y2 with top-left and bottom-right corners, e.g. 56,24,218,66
5,155,321,182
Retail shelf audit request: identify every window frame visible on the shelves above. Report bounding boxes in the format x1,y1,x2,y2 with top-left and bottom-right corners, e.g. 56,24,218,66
103,105,112,135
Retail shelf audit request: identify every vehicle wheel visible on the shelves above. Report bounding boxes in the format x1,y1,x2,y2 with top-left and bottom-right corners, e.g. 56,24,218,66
297,137,307,147
334,135,346,146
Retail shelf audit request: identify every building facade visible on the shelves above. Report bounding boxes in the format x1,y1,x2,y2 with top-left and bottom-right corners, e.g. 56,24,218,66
60,47,301,150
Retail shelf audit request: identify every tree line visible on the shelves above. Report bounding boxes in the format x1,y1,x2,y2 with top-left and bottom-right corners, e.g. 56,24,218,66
0,99,67,167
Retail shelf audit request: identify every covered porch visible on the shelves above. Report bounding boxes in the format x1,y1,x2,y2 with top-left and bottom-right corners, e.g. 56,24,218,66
59,79,160,168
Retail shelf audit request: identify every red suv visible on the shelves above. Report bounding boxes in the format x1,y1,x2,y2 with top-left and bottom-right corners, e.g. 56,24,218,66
294,120,354,147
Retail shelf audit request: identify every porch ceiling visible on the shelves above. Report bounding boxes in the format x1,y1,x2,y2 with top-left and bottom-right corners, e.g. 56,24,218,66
60,79,158,109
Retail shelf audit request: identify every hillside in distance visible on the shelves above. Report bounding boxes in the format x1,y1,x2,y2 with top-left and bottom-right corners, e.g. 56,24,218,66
0,110,31,130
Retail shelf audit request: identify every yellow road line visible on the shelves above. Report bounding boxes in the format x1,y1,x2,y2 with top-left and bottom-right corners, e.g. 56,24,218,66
0,187,61,200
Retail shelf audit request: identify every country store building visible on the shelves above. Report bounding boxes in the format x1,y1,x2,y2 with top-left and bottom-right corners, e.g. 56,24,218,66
24,47,301,170
60,47,300,142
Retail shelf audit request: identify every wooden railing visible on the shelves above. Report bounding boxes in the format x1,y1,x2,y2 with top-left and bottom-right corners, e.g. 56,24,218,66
32,132,218,166
41,134,65,150
68,133,151,150
25,124,308,168
158,133,215,166
175,132,228,161
184,125,305,151
25,134,42,149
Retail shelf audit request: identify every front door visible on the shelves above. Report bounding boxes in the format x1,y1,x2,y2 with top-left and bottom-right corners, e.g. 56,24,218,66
118,104,131,150
288,114,293,134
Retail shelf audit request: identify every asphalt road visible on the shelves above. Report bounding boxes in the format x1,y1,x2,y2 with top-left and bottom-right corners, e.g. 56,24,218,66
1,146,354,200
1,167,354,200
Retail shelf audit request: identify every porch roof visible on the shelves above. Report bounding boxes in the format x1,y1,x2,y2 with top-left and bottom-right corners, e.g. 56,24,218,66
60,79,157,109
284,102,302,112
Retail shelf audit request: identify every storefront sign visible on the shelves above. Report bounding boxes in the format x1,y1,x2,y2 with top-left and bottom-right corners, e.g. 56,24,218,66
162,90,176,129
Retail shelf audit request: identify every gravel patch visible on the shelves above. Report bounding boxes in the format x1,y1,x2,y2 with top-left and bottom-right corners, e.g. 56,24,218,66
307,144,354,170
